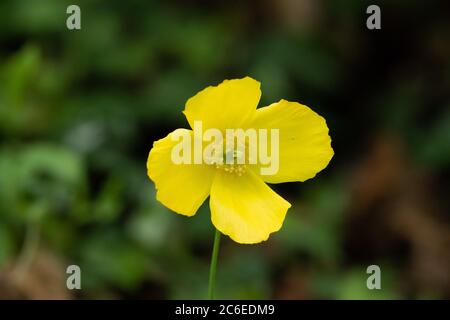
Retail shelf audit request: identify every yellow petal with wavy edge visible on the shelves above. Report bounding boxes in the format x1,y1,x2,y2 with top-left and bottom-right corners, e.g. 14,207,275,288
147,129,215,216
251,99,334,183
210,170,291,244
183,77,261,130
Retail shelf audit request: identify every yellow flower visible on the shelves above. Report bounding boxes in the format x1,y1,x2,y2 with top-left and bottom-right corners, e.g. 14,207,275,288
147,77,333,244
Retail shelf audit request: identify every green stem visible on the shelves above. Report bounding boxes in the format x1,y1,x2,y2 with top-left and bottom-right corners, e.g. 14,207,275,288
208,228,221,299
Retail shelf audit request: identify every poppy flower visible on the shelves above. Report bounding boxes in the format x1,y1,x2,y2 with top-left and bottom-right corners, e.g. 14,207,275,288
147,77,333,244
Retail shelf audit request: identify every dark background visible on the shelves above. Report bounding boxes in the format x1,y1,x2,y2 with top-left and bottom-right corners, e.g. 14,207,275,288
0,0,449,299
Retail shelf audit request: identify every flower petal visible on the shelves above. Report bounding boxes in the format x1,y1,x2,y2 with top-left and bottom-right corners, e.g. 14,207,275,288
147,129,215,216
210,170,291,244
183,77,261,130
250,99,334,183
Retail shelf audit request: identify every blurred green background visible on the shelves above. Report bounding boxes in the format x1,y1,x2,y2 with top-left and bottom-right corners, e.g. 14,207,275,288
0,0,449,299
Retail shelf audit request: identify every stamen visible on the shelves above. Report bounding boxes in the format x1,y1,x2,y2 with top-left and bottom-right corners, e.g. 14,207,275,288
215,163,247,175
206,139,248,175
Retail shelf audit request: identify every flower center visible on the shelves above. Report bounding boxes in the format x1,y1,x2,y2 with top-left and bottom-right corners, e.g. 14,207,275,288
204,140,248,176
